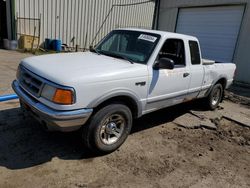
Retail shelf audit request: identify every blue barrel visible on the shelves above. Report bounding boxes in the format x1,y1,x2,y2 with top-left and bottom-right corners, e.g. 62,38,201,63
45,38,53,50
53,39,62,52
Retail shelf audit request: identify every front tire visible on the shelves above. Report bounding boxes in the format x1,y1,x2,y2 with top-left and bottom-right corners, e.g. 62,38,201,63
205,83,223,110
82,103,132,154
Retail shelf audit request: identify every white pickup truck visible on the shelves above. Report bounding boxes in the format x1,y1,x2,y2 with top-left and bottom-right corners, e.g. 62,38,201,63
13,28,236,153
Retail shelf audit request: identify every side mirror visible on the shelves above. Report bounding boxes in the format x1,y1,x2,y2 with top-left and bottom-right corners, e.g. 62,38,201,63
153,58,174,70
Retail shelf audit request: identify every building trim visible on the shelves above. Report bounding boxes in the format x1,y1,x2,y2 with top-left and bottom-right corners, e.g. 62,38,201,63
232,4,247,62
174,8,180,32
176,2,247,9
152,0,160,29
6,0,16,40
6,0,12,40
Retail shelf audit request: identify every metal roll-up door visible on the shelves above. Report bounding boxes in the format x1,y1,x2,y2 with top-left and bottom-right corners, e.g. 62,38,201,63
176,5,244,62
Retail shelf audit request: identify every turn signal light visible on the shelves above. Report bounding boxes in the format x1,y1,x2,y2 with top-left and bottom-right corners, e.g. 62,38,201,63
52,88,74,105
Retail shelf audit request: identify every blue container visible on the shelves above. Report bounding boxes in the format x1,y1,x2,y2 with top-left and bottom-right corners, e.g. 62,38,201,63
45,38,53,50
53,39,62,52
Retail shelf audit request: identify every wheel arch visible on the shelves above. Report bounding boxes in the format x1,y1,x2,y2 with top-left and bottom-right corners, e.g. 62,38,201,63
215,77,227,89
205,76,227,100
87,91,143,118
215,77,227,101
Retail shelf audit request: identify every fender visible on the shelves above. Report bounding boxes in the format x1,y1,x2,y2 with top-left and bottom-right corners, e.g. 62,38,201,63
86,89,144,118
204,75,228,97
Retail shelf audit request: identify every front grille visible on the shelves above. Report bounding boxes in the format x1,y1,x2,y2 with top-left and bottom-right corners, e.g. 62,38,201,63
18,66,44,97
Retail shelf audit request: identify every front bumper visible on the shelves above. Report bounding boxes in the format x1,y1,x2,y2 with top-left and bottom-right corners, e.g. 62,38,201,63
12,80,93,132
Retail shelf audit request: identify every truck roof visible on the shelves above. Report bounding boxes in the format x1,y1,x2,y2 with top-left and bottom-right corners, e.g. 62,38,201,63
117,28,198,41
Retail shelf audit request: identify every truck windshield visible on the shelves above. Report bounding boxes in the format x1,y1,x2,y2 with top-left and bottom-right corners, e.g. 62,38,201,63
95,30,161,64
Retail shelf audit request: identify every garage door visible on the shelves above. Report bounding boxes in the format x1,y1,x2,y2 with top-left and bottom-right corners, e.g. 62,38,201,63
176,6,244,62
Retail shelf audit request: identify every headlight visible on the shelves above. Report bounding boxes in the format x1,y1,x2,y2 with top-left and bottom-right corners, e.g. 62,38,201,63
41,84,56,101
41,84,74,105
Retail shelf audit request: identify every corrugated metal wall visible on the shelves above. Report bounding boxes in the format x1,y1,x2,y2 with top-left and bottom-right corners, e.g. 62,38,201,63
15,0,155,48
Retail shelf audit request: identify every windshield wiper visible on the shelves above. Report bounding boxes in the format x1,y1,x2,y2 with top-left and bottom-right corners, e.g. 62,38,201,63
100,51,134,64
89,46,100,55
116,54,134,64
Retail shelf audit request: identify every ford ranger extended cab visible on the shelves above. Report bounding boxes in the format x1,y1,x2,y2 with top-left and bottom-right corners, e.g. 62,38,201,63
13,28,236,153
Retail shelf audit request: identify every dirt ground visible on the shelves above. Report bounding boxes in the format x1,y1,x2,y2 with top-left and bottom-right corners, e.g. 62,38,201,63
0,99,249,188
0,49,31,95
0,50,250,188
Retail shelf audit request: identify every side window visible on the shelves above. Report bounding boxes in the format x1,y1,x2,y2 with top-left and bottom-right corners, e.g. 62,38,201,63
189,41,201,65
159,39,185,67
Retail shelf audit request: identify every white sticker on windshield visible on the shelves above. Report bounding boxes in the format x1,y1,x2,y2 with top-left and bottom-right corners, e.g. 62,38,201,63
138,34,157,43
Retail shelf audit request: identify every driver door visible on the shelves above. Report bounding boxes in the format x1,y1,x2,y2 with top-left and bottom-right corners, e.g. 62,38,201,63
146,39,191,111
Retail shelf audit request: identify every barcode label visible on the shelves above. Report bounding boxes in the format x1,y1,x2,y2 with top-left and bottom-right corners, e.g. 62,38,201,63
138,34,157,43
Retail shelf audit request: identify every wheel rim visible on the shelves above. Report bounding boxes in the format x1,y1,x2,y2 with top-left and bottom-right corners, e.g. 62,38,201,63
211,88,221,106
100,114,126,145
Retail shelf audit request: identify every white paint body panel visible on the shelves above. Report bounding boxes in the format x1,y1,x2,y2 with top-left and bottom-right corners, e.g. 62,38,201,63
18,28,236,116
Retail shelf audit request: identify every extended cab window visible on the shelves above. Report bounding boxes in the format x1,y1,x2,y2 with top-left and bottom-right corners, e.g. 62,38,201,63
158,39,185,67
189,41,201,65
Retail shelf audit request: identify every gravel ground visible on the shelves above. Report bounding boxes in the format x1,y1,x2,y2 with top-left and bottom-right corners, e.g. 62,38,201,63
0,50,249,188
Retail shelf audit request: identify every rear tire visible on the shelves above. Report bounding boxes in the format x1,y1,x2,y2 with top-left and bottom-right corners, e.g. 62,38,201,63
82,103,132,154
205,83,223,110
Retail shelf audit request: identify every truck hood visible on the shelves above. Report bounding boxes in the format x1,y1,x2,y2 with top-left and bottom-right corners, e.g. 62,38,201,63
21,52,147,85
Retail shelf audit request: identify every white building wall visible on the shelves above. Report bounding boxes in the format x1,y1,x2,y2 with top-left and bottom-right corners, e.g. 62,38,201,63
15,0,155,48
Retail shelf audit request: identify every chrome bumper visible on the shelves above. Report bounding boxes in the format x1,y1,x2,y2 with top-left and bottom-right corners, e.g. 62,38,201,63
12,80,93,132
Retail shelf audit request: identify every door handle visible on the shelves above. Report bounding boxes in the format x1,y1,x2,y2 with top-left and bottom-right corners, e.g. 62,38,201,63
183,73,190,77
135,81,146,86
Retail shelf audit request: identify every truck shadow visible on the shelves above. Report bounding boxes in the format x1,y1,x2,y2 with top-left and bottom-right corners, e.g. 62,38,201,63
0,100,204,170
131,100,203,134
